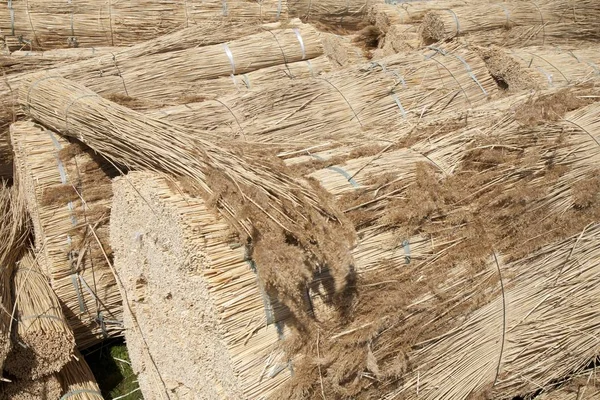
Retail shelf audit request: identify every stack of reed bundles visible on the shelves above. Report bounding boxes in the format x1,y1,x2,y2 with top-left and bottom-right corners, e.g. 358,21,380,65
18,73,357,332
110,171,293,399
151,43,498,146
538,370,600,400
371,23,421,59
479,45,600,91
5,250,76,379
10,121,122,349
0,181,28,371
287,0,375,29
56,351,103,400
0,0,287,50
0,374,62,399
321,33,367,68
420,0,600,46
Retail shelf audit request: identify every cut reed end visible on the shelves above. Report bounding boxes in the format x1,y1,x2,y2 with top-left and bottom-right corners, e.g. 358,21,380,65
420,12,447,44
110,171,291,399
477,45,540,91
321,32,367,68
0,373,62,400
56,351,103,400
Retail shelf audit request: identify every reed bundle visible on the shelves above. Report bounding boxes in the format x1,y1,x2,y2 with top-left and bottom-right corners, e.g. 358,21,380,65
0,0,287,50
57,351,103,400
0,47,114,76
390,224,600,400
371,23,421,59
288,0,375,29
111,171,293,399
10,121,122,349
420,0,600,44
479,45,600,91
5,250,75,379
18,73,356,329
538,370,600,400
321,33,366,68
0,182,28,370
152,43,497,146
0,374,62,400
367,1,469,33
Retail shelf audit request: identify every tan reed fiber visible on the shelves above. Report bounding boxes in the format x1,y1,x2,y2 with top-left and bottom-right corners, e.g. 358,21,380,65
288,0,376,29
10,121,122,349
0,181,28,371
419,0,600,44
4,250,76,380
371,23,421,59
56,351,103,400
479,45,600,91
152,43,498,146
388,224,600,400
0,0,287,50
320,33,366,68
367,1,470,33
538,369,600,400
19,73,356,327
111,171,293,399
0,373,62,400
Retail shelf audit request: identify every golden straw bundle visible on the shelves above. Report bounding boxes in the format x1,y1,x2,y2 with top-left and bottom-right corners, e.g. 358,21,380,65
56,351,103,400
111,171,293,399
18,73,356,328
0,374,62,400
10,121,122,349
0,0,287,50
288,0,375,29
0,182,28,371
0,47,114,76
479,45,600,91
367,1,469,32
371,23,421,59
4,250,76,380
420,0,600,44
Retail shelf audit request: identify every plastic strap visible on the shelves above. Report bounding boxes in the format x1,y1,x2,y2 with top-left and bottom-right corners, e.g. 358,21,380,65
391,93,407,119
221,0,228,16
536,66,553,86
402,239,411,264
454,54,488,96
245,256,275,325
327,166,360,188
96,311,109,338
305,59,315,77
8,0,14,36
60,389,103,400
276,0,282,20
496,3,511,25
223,43,236,75
445,9,460,36
293,28,306,60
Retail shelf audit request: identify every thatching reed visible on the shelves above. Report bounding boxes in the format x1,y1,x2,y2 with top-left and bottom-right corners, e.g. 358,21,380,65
10,121,122,349
287,0,375,30
367,1,469,32
321,33,366,68
0,47,114,76
420,0,600,45
18,73,356,329
0,181,28,371
151,43,498,146
538,369,600,400
56,351,103,400
0,373,62,400
111,171,293,399
371,23,420,59
0,0,287,50
479,45,600,91
4,250,76,380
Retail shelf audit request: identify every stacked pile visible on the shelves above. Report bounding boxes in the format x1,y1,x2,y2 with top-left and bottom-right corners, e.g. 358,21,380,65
0,0,599,399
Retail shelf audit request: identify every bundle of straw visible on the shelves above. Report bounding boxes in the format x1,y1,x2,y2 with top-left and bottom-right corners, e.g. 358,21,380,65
367,1,470,33
10,121,122,349
321,33,366,68
538,370,600,400
0,0,287,50
18,73,356,329
419,0,600,44
288,0,375,29
0,182,28,371
56,351,103,400
4,250,76,379
0,374,62,400
111,171,293,399
371,23,421,59
479,45,600,91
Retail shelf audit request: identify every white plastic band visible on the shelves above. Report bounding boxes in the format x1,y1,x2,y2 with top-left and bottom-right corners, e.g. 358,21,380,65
223,43,236,75
293,28,306,60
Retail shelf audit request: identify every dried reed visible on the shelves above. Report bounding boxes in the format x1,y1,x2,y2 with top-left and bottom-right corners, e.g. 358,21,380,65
538,369,600,400
4,250,75,380
57,351,103,400
0,373,62,400
19,73,356,326
420,0,600,44
371,23,421,59
111,171,293,399
367,1,469,33
0,181,28,370
10,120,122,349
288,0,374,29
1,0,287,50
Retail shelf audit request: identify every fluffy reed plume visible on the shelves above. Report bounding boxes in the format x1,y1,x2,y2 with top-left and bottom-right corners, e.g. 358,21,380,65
19,73,356,327
10,121,122,349
57,351,103,400
4,251,76,379
152,43,498,146
419,0,600,44
479,45,600,91
0,182,29,371
1,0,287,50
0,374,62,400
111,171,294,399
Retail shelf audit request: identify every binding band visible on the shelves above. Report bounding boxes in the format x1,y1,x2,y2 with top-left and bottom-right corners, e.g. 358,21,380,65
391,92,408,119
222,43,236,75
293,28,306,60
453,54,488,96
60,389,103,400
445,9,461,36
402,239,411,264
